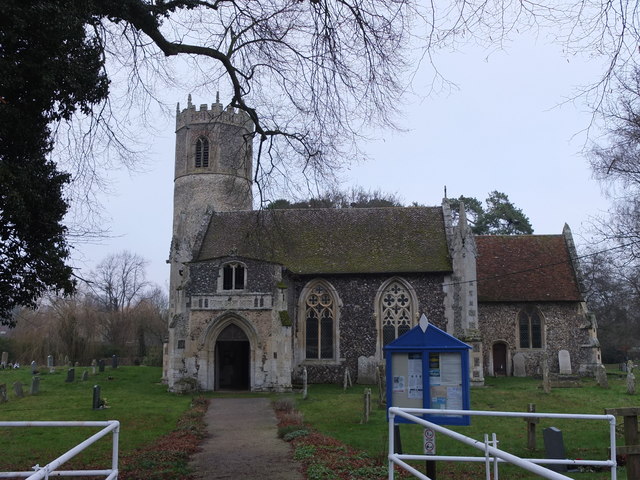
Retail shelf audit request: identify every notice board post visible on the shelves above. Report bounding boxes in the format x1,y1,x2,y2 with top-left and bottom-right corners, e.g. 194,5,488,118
385,314,472,478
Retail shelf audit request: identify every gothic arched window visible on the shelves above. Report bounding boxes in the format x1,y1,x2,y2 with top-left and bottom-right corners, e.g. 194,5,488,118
304,283,336,360
518,307,543,349
221,262,246,291
195,137,209,168
380,280,415,347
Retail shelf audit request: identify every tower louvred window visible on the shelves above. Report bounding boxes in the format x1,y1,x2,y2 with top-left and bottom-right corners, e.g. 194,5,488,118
195,137,209,168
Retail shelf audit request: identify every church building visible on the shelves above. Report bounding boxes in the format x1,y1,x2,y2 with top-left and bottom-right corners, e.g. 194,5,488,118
164,98,601,392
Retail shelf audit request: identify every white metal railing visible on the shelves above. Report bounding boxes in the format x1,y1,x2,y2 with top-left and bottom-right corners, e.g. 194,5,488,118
0,421,120,479
388,408,617,480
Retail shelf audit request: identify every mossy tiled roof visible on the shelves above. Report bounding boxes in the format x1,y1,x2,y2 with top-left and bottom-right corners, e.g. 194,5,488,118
196,207,452,274
475,235,583,302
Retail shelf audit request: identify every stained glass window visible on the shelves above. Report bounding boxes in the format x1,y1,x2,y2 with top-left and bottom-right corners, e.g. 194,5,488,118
519,308,543,349
380,280,414,346
305,284,335,360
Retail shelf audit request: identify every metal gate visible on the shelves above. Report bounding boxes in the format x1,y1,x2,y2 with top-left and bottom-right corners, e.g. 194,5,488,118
388,408,617,479
0,420,120,479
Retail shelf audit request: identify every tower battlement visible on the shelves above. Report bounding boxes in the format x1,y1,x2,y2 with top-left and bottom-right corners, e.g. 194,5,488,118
176,94,253,131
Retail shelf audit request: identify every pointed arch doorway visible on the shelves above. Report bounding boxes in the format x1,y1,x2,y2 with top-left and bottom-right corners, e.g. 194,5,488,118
215,324,250,390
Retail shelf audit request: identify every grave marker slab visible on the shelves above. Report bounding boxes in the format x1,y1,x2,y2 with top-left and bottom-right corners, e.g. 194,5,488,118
98,359,105,372
81,370,89,381
92,385,101,410
1,351,8,368
0,384,7,403
543,427,568,472
30,361,38,375
30,376,40,395
13,381,24,398
65,368,75,383
357,355,377,384
111,355,118,369
558,350,572,375
596,364,609,389
513,352,526,377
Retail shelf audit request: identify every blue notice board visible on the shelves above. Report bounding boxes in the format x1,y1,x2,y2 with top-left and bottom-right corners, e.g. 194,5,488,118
385,315,471,426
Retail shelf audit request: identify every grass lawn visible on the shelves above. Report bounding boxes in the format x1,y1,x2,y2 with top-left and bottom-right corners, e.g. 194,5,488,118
295,374,639,479
0,366,193,475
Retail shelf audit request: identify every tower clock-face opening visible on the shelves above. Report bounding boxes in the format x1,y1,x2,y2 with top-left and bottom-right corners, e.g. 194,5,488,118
215,324,250,390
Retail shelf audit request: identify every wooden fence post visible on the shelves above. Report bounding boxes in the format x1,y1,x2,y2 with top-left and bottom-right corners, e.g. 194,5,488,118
605,407,640,479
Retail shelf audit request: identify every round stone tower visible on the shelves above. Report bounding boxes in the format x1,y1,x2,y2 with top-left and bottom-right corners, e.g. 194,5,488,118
171,95,253,266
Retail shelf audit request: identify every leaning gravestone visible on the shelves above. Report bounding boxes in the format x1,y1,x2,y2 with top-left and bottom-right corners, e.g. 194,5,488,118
513,352,526,377
1,351,8,368
81,370,89,381
0,384,7,403
13,381,24,398
595,364,609,389
558,350,572,375
98,359,105,373
30,376,40,395
65,368,75,383
357,355,377,384
543,427,568,473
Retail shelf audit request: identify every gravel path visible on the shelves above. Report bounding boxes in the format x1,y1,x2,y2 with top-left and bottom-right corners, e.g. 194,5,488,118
189,397,305,479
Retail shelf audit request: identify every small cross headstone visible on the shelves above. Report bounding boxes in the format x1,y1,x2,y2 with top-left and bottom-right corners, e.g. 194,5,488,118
558,350,572,375
1,351,8,368
30,376,40,395
13,381,24,398
0,384,7,403
92,385,102,410
525,403,539,450
81,370,89,381
111,355,118,369
91,359,97,375
65,368,75,383
98,359,105,372
596,364,609,388
543,427,568,472
513,352,526,377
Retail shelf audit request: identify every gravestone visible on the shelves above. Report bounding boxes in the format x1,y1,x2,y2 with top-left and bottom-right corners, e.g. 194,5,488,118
513,352,526,377
357,355,377,384
64,355,69,366
30,376,40,395
343,368,352,391
1,351,8,368
0,384,7,403
13,381,24,398
65,368,75,383
75,361,80,368
595,364,609,389
558,350,572,375
628,360,635,374
92,385,102,410
627,372,636,395
30,360,38,375
91,359,97,375
81,370,89,381
98,359,105,372
111,355,118,369
543,427,568,472
47,355,55,373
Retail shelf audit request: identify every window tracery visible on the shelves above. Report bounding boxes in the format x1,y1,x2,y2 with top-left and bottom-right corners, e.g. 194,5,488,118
380,280,414,346
305,284,335,360
195,137,209,168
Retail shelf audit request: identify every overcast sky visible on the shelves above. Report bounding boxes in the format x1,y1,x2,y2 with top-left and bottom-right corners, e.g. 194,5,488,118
70,33,612,290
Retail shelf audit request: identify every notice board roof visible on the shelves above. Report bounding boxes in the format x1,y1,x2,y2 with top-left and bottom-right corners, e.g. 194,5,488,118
384,319,471,351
